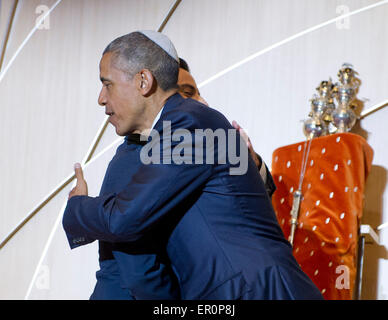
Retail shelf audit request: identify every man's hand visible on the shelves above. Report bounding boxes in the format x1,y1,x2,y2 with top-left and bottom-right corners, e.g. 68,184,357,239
68,163,88,199
232,120,262,168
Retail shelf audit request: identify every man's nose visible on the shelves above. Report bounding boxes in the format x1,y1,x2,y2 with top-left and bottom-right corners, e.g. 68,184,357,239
98,88,106,106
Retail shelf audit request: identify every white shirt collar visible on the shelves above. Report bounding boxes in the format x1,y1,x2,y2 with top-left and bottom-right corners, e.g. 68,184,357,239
151,105,164,129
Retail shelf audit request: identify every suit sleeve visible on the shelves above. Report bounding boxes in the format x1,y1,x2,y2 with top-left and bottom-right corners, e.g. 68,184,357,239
255,152,276,198
63,118,213,247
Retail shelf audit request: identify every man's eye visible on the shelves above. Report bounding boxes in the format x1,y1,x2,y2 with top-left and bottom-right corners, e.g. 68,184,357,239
178,86,195,97
182,90,194,97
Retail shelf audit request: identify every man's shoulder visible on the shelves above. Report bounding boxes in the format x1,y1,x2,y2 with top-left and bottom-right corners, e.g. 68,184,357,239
162,97,231,131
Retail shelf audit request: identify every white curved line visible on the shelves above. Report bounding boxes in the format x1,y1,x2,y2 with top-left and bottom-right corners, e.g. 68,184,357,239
24,135,122,299
24,200,68,300
7,0,184,249
21,0,388,298
198,0,388,89
0,124,121,250
0,0,63,84
24,0,182,300
11,0,387,250
0,118,115,250
81,117,110,164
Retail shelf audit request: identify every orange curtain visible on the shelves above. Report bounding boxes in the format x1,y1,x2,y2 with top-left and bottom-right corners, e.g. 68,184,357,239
271,133,373,300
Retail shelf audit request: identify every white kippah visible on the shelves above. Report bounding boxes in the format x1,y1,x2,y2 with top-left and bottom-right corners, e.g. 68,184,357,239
138,30,179,63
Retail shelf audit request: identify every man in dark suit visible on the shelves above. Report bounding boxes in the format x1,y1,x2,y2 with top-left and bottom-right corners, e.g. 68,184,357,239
63,30,322,299
85,135,180,299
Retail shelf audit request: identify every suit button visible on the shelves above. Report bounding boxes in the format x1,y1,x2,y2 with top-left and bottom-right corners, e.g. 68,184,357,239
72,237,85,244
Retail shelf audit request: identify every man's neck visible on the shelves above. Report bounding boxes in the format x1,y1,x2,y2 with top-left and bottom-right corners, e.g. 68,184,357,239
135,88,177,135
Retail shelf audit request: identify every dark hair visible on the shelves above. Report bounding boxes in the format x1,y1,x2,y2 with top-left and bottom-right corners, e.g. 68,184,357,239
103,32,179,91
179,57,190,72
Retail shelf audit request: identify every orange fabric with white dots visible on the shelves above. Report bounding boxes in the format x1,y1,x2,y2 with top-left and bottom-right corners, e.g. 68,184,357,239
271,133,373,300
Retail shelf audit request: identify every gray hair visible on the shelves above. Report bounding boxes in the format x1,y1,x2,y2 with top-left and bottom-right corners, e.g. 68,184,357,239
103,32,179,91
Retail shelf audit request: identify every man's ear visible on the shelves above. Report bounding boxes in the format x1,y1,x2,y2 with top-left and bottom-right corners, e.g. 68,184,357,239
137,69,154,96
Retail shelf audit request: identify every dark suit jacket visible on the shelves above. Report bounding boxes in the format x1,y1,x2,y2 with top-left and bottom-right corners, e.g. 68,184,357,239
63,93,323,299
255,152,276,198
89,136,179,300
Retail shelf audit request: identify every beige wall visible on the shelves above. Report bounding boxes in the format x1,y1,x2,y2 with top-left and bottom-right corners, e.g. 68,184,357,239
0,0,387,299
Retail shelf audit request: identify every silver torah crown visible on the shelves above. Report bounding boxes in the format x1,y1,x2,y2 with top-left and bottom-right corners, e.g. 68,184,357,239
303,63,360,138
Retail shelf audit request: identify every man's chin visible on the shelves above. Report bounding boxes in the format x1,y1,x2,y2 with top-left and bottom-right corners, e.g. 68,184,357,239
114,126,126,137
116,131,126,137
115,126,135,137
